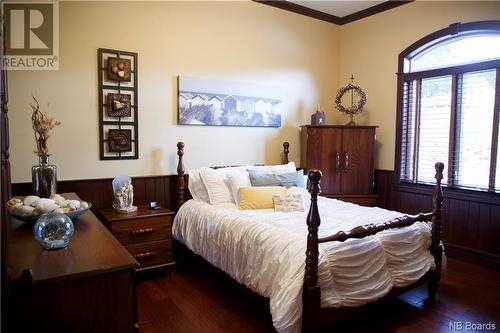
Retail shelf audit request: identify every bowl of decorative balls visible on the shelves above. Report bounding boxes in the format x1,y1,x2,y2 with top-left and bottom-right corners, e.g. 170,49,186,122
6,194,91,222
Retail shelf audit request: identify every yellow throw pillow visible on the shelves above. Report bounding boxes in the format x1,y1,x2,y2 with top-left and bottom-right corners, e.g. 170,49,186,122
239,186,286,210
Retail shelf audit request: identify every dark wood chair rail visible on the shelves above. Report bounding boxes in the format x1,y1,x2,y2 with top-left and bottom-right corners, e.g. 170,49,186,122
174,142,445,333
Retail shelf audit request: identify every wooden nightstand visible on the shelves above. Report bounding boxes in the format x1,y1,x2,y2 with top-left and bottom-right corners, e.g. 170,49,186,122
98,205,175,271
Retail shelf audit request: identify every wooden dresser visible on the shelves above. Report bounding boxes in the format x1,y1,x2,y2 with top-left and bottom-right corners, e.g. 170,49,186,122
301,125,378,206
98,206,175,271
6,193,139,333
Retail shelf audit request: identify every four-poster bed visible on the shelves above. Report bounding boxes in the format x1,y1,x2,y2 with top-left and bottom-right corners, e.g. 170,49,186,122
173,141,444,332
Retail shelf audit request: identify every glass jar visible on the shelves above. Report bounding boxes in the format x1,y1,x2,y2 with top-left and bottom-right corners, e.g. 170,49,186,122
33,212,74,249
32,154,57,198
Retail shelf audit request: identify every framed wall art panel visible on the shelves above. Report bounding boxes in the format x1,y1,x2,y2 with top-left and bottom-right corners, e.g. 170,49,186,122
98,48,138,160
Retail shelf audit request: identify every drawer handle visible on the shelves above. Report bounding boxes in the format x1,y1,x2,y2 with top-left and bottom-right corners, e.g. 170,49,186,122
131,228,154,235
134,251,156,259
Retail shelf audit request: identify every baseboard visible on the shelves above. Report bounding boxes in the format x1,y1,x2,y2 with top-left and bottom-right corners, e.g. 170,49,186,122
445,243,500,271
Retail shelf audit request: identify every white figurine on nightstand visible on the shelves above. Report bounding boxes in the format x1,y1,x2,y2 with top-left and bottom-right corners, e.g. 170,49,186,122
112,175,137,213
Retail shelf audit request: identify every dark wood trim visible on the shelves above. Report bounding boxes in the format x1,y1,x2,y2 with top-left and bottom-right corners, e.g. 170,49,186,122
489,68,500,191
340,0,413,25
445,243,500,271
254,0,413,26
402,59,500,81
254,0,342,25
398,21,500,73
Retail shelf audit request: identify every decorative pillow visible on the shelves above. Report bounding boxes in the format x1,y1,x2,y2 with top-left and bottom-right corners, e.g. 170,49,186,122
287,186,311,209
246,162,296,174
188,169,210,202
239,186,286,210
273,194,305,212
200,166,247,205
227,172,251,205
249,170,305,188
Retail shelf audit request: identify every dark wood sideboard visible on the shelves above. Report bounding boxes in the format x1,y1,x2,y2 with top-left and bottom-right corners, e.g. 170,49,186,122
6,193,139,333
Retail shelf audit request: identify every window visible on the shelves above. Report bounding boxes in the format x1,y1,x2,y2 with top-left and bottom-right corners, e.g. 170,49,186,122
398,21,500,193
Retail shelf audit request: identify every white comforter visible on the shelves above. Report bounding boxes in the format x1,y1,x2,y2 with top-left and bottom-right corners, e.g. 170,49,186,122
173,188,434,332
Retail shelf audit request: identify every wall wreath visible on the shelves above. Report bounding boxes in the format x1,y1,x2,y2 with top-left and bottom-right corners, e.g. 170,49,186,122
335,77,367,126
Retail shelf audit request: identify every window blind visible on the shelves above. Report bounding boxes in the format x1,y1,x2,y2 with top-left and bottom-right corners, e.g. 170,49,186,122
400,80,417,181
454,70,496,190
400,70,499,192
417,76,452,184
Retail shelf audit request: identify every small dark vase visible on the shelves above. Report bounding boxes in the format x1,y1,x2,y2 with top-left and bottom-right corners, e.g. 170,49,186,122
32,154,57,198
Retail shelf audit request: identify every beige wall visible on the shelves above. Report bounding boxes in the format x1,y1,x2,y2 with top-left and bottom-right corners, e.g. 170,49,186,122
338,1,500,171
9,1,339,182
9,1,500,182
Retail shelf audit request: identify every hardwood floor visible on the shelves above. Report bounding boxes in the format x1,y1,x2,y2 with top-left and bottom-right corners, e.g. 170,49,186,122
137,257,500,333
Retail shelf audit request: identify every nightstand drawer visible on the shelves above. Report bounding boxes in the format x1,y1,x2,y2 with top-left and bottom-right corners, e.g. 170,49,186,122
125,239,173,269
111,216,172,245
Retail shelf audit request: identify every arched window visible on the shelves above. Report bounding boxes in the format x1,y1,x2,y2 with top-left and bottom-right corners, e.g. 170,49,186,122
397,21,500,193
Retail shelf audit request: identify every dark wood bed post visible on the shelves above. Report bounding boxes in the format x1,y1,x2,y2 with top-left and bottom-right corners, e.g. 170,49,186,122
282,142,289,164
303,169,322,333
176,142,186,210
428,162,444,301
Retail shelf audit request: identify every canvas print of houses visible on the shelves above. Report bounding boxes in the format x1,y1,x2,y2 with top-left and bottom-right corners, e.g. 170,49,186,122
178,76,282,127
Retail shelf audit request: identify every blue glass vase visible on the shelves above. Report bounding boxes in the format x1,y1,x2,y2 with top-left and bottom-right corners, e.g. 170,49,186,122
33,212,74,249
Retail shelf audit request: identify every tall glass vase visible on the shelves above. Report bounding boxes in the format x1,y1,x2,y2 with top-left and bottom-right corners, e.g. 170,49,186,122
32,154,57,198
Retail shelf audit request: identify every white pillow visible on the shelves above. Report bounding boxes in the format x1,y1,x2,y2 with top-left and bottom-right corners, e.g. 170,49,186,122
246,162,296,174
188,169,210,202
227,172,251,205
200,166,247,205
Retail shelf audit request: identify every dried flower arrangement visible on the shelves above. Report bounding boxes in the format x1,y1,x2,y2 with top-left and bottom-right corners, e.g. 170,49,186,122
30,96,61,156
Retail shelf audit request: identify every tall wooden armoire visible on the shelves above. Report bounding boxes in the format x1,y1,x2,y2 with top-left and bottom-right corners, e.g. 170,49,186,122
301,125,378,206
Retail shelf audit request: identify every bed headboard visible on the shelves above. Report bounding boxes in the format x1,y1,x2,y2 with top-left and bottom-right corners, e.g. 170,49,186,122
175,141,290,210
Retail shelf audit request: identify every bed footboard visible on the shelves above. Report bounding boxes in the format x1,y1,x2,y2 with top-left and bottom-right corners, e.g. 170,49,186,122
303,163,444,332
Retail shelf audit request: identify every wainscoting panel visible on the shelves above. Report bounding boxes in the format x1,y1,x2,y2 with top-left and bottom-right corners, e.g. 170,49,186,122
375,170,500,270
12,170,500,269
11,175,179,213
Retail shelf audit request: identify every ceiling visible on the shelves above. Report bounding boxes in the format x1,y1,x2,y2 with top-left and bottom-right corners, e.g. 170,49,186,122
256,1,412,25
289,1,387,18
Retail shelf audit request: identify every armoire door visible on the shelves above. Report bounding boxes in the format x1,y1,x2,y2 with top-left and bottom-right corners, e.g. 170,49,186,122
306,127,342,194
340,128,375,194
